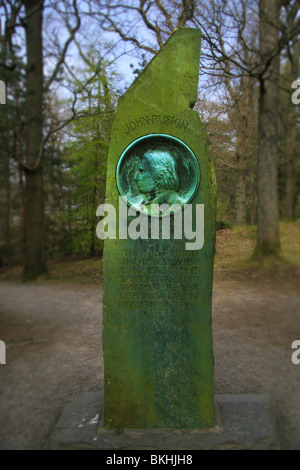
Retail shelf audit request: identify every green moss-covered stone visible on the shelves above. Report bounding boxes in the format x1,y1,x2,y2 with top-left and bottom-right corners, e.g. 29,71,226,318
102,28,216,429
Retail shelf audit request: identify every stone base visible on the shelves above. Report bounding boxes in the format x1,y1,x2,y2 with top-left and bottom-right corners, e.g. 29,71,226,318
47,392,288,450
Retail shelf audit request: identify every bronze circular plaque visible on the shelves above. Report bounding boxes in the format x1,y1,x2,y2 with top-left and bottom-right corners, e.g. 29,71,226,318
116,134,200,216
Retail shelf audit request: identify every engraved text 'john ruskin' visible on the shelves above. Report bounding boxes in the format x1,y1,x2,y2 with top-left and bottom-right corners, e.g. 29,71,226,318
124,114,191,134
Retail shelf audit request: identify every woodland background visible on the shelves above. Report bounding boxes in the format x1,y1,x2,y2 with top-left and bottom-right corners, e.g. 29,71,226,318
0,0,299,280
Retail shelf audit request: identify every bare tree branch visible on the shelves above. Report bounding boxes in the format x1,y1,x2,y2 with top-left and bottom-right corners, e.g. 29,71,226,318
177,0,195,28
154,0,174,32
45,0,81,90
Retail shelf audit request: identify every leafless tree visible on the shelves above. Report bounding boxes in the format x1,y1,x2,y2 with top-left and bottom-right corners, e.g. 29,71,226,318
279,2,299,220
0,0,82,278
83,0,299,254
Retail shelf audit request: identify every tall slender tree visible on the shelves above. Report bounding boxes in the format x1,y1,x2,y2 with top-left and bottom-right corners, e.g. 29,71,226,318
0,0,82,277
22,0,46,279
255,0,281,255
0,10,25,265
279,3,300,220
0,19,10,263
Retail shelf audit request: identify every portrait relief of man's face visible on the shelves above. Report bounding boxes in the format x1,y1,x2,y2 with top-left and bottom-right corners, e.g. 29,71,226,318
134,150,179,197
134,159,156,195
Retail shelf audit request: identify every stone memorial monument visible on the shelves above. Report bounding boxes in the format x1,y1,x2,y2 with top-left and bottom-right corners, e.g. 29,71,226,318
102,27,216,431
48,28,287,450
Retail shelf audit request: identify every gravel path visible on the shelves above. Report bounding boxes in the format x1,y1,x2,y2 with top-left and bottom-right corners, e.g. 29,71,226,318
0,278,299,449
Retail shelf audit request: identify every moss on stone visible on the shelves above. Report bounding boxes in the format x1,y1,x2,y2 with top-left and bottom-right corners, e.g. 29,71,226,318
103,28,216,430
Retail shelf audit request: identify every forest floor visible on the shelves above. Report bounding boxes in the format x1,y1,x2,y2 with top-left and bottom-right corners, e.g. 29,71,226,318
0,222,299,450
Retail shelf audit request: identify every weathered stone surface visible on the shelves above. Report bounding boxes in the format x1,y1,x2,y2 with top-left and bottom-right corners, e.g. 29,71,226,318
102,27,217,429
47,393,288,450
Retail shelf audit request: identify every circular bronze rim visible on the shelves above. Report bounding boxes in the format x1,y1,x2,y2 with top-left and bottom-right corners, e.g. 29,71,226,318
116,133,201,216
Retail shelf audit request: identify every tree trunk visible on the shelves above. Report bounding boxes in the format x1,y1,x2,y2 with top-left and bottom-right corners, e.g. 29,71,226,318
0,19,10,262
235,169,247,225
90,175,97,258
255,0,281,256
23,0,46,279
234,79,253,226
19,164,25,255
0,151,10,257
226,69,254,226
249,175,257,225
284,123,296,219
283,39,299,220
15,129,25,256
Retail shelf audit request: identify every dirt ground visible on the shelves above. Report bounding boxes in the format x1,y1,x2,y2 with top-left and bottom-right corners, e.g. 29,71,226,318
0,277,299,450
